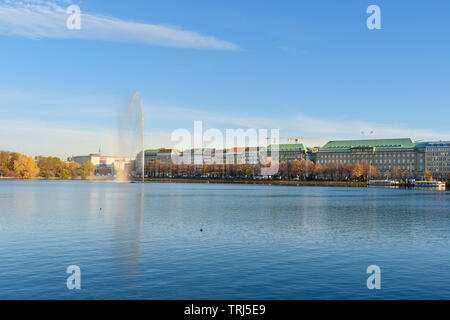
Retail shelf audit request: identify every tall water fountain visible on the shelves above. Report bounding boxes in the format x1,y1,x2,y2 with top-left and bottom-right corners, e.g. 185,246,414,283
117,91,145,182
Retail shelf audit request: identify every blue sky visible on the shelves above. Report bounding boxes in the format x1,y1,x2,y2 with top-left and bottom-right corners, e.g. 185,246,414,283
1,0,449,157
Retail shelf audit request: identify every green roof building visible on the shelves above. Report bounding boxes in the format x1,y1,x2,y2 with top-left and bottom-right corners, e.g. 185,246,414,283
319,138,416,151
317,138,426,176
267,143,308,161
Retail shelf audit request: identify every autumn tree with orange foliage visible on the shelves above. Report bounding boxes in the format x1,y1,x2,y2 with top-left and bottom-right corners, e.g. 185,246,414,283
13,154,40,179
351,163,364,180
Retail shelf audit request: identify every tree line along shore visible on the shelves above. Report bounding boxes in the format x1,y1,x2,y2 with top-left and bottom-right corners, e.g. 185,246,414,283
0,151,96,179
142,158,438,181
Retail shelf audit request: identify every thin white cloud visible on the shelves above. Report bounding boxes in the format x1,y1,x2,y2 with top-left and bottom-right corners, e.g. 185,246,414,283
0,1,237,50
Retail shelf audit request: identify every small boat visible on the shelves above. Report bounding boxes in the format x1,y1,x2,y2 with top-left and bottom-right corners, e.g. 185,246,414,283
368,180,398,186
414,181,446,189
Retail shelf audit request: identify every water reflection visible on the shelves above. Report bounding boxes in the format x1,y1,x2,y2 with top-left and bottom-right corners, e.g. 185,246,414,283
112,184,145,282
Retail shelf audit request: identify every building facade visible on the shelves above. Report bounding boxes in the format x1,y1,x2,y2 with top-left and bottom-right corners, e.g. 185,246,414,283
70,153,132,175
135,149,179,176
268,143,308,162
416,141,450,178
316,138,430,177
134,139,449,179
138,144,311,168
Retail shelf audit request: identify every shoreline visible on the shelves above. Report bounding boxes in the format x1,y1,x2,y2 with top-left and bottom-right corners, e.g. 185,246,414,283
0,176,114,181
1,177,449,189
0,176,367,187
133,178,368,187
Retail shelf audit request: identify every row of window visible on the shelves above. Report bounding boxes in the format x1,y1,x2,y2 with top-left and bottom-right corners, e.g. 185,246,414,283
378,165,424,171
320,152,417,159
429,167,450,172
317,159,419,166
427,157,449,161
427,163,450,167
427,148,450,152
374,159,416,164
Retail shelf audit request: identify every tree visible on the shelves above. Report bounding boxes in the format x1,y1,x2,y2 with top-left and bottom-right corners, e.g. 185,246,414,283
290,159,306,179
0,151,12,176
13,154,40,179
66,162,80,179
313,162,323,179
336,162,346,180
37,156,63,178
305,160,315,179
371,167,380,179
245,165,252,177
392,168,401,179
423,170,432,181
351,163,364,180
279,161,288,179
401,170,409,180
59,168,71,180
80,161,96,179
9,152,21,175
323,162,337,180
362,162,379,180
145,161,154,177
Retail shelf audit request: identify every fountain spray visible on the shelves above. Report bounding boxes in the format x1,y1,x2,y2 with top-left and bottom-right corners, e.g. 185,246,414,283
116,91,145,182
140,95,144,182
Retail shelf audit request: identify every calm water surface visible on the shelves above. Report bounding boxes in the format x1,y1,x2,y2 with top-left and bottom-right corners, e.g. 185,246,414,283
0,181,449,299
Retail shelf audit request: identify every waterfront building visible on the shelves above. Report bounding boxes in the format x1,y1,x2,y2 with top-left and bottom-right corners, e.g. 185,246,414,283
267,143,308,162
177,148,215,165
416,141,450,178
316,138,423,176
70,153,132,175
134,139,450,179
137,144,312,169
227,147,249,164
245,147,261,165
136,148,180,175
176,147,262,165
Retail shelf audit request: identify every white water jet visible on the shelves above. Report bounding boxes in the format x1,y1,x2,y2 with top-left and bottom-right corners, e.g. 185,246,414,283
117,91,145,182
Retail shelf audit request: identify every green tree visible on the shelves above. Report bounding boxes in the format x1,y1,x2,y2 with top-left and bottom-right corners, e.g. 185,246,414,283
59,168,71,180
66,162,81,179
80,161,96,179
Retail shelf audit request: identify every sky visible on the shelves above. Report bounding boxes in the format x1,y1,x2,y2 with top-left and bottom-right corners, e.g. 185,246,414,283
1,0,449,158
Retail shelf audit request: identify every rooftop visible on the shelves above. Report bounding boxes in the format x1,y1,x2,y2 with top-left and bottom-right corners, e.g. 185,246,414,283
415,141,450,148
319,138,416,151
267,143,307,152
144,149,160,155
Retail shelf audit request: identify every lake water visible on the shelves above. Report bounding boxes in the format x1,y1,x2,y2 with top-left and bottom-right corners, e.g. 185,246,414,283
0,181,449,299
